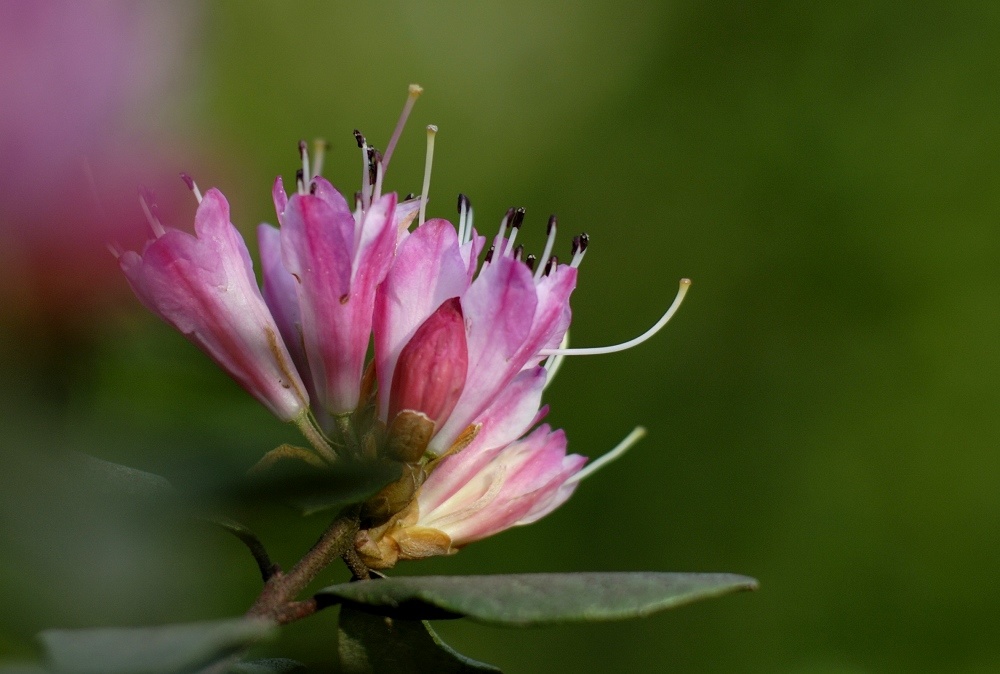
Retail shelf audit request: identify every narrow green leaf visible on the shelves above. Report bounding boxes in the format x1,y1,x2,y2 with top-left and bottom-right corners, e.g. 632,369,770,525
319,572,758,626
39,617,275,674
338,605,501,674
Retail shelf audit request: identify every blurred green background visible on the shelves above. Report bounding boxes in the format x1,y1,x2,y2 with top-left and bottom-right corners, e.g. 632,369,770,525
3,1,1000,671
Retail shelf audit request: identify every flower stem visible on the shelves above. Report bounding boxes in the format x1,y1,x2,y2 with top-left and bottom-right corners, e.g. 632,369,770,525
294,413,339,464
246,506,360,623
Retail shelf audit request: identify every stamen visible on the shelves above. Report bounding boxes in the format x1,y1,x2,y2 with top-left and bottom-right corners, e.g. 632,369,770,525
570,232,589,268
534,215,558,281
179,172,203,204
311,138,328,178
495,207,514,247
525,253,537,272
298,140,310,184
543,331,570,389
418,124,437,226
404,193,416,201
465,204,475,244
371,148,384,200
538,279,692,356
295,169,306,196
457,193,470,244
513,244,524,261
106,242,124,259
382,83,423,171
503,207,525,257
567,427,647,484
355,130,370,209
138,190,165,238
484,245,495,263
543,254,558,277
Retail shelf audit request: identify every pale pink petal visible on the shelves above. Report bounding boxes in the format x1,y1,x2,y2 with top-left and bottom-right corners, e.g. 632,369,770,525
120,189,307,421
258,223,308,390
432,255,537,450
419,367,548,512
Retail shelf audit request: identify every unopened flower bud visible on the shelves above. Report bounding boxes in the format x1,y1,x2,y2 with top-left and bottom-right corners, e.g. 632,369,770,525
388,297,468,426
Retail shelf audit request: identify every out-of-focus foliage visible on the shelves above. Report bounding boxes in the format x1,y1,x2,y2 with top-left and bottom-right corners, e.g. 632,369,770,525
2,0,1000,671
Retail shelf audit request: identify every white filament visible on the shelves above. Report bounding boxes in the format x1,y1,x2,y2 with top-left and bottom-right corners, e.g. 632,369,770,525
418,125,437,226
299,141,311,186
457,198,469,244
542,331,570,390
139,194,165,237
569,246,586,269
464,205,475,244
359,137,370,208
503,222,520,257
568,426,647,484
539,279,691,356
534,220,558,281
373,157,385,201
382,83,423,171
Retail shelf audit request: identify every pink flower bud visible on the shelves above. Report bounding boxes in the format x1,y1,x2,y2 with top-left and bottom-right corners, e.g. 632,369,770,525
388,298,468,427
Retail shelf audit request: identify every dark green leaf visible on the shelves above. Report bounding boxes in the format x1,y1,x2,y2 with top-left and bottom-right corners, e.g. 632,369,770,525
227,658,306,673
233,458,402,516
338,604,501,674
39,617,275,674
67,453,176,502
319,572,758,626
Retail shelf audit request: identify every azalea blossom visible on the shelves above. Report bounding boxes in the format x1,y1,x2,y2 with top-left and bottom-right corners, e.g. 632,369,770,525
116,85,691,566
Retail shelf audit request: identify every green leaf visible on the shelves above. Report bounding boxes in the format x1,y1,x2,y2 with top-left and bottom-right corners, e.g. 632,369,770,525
227,658,306,673
234,457,402,516
337,605,501,674
38,617,275,674
319,572,758,626
67,453,176,502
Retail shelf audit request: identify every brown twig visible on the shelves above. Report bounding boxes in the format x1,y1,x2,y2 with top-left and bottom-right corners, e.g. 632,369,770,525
246,505,361,621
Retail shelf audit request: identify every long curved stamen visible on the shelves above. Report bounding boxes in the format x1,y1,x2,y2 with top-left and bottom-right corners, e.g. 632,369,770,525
542,331,570,389
568,426,647,483
382,83,423,172
534,215,558,281
539,279,691,356
418,124,437,226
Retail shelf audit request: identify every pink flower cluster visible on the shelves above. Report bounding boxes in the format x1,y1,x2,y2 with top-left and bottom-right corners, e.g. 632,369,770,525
117,88,688,566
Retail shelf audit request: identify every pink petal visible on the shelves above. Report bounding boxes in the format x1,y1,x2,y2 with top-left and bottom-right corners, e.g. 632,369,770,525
279,189,354,413
121,189,307,421
432,255,538,450
419,367,548,512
